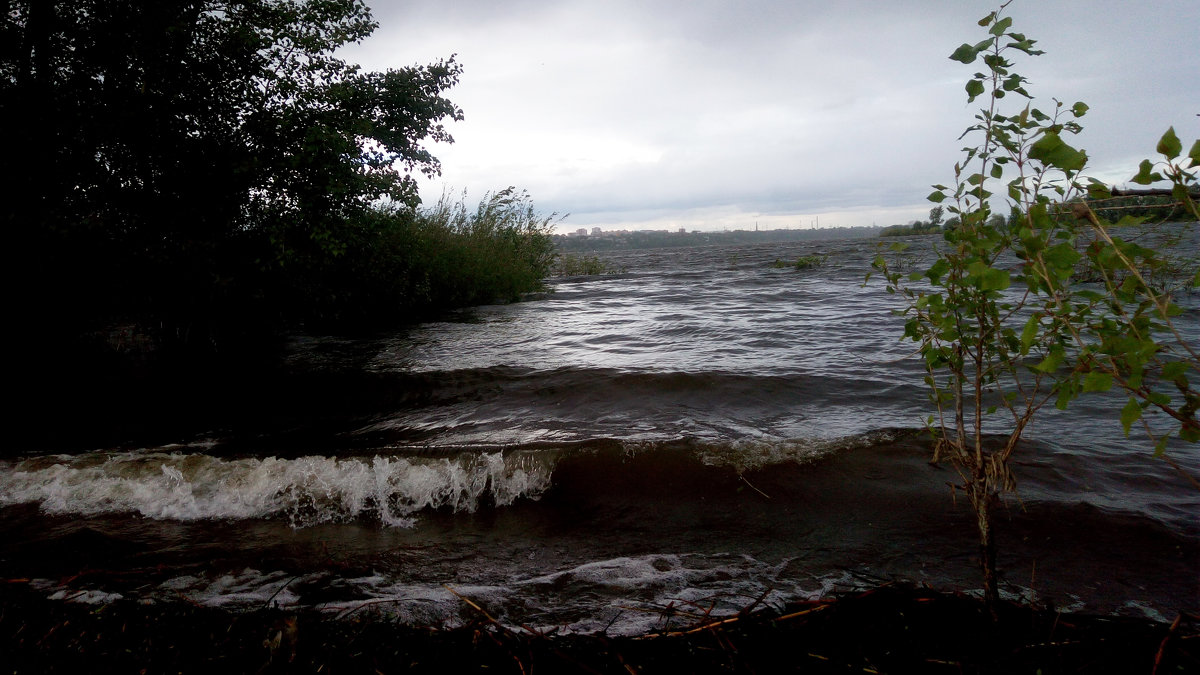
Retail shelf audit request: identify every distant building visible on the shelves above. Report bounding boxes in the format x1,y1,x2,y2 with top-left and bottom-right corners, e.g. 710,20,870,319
575,228,588,236
591,227,602,236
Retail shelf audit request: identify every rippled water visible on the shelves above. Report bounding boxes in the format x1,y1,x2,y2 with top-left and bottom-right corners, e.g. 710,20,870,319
2,235,1197,632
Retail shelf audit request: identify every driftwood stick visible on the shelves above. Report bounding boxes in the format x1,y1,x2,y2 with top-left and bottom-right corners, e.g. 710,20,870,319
774,603,831,623
443,584,503,626
739,474,772,499
330,597,403,620
443,585,530,675
654,612,748,637
738,587,773,617
1152,614,1185,675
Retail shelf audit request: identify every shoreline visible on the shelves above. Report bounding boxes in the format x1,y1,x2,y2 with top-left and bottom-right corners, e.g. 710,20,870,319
3,581,1196,674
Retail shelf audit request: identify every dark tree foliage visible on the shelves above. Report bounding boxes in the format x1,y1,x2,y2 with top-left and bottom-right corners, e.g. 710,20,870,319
1,0,462,353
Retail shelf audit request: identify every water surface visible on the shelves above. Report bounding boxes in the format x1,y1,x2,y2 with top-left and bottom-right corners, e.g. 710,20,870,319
2,235,1197,633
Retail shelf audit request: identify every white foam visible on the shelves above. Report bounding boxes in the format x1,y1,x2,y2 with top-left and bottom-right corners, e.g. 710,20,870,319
47,589,124,604
694,430,897,471
0,450,554,527
322,581,505,625
1119,600,1170,623
521,555,691,592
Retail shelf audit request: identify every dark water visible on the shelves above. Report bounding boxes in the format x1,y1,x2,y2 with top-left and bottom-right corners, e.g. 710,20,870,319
2,236,1197,633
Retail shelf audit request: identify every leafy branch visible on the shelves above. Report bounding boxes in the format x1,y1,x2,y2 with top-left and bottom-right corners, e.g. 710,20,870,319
872,1,1199,616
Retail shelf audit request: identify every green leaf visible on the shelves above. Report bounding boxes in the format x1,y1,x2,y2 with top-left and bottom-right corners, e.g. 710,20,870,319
1043,241,1081,273
1007,39,1043,56
1086,178,1112,199
1120,397,1142,437
1020,315,1039,354
1153,435,1169,457
983,267,1010,291
967,261,1011,291
1127,365,1145,391
989,16,1013,35
1082,370,1114,393
1028,132,1088,172
1131,159,1162,185
1113,214,1149,228
1188,139,1200,168
1163,361,1189,380
1157,126,1182,160
966,78,985,101
950,43,981,64
927,190,947,203
1055,385,1076,410
1071,101,1089,117
1032,348,1065,374
1172,183,1193,204
926,258,950,283
888,242,911,252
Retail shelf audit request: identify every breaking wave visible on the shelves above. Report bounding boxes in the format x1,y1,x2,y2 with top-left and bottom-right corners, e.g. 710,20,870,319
0,431,900,527
0,450,556,527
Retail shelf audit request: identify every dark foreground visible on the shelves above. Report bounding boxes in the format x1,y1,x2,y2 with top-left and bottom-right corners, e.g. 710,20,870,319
2,582,1196,674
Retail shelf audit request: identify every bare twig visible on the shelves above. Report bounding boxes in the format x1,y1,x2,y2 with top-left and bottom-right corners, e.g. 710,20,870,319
739,474,772,500
443,585,502,626
1152,614,1185,675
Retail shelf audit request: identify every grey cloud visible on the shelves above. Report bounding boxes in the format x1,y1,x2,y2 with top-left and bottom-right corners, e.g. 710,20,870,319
353,0,1200,231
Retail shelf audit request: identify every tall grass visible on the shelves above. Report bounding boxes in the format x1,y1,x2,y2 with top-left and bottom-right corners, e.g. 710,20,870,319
552,253,626,276
283,188,560,328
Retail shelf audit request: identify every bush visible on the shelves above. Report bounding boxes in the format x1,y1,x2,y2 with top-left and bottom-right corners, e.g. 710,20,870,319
872,3,1199,617
553,253,625,276
771,255,827,270
279,188,560,328
880,222,942,237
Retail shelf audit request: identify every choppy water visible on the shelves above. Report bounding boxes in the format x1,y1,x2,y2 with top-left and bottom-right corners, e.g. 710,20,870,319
2,235,1197,633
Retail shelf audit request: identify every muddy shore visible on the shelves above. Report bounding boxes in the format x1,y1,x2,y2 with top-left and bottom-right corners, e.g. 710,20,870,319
2,582,1196,674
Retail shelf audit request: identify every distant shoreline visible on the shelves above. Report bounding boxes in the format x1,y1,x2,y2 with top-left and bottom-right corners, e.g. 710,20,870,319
554,226,882,252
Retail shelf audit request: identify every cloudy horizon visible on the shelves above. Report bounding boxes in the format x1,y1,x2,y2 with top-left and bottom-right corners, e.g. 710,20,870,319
342,0,1200,233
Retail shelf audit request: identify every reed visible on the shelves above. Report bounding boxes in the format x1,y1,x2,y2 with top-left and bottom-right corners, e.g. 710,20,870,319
281,188,560,328
770,254,826,270
552,253,625,276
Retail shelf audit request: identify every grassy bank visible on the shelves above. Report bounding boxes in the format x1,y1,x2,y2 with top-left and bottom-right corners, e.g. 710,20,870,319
2,582,1195,674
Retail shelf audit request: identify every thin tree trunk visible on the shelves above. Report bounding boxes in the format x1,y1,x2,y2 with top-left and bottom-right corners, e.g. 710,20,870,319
975,487,1000,620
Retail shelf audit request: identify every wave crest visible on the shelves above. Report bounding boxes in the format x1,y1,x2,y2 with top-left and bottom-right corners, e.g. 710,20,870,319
0,451,555,527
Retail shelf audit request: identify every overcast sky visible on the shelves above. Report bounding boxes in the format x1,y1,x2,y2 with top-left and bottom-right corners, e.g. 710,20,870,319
342,0,1200,232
